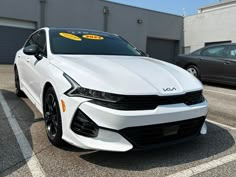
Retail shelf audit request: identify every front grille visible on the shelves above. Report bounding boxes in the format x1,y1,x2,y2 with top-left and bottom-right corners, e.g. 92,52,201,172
120,117,206,147
90,90,204,110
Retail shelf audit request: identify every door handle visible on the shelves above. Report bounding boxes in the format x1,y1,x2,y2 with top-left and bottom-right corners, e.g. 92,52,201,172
26,58,30,62
17,55,21,58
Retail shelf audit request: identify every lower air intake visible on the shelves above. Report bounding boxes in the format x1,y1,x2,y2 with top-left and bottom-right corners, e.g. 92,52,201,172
120,116,206,147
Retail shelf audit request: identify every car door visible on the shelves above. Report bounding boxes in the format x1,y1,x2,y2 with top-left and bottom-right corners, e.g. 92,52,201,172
223,45,236,84
21,32,40,94
199,45,226,81
26,30,49,105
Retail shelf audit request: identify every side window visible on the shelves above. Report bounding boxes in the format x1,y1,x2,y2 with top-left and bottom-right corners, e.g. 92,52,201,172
202,46,225,57
191,49,201,56
24,30,47,57
37,30,47,57
226,46,236,59
25,32,39,47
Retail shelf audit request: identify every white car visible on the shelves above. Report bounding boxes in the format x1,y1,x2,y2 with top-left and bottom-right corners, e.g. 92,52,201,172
14,27,208,152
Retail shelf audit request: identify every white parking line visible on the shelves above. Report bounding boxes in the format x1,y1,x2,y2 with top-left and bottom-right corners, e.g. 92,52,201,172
207,119,236,130
0,92,45,177
204,89,236,97
166,153,236,177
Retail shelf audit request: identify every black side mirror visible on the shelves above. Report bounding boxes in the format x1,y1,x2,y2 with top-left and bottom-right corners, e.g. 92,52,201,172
23,44,43,60
23,45,38,55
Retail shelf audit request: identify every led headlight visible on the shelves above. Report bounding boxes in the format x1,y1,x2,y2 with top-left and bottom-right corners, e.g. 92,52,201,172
63,73,123,102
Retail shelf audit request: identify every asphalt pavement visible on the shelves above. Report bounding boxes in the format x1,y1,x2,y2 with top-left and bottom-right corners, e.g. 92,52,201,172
0,65,236,177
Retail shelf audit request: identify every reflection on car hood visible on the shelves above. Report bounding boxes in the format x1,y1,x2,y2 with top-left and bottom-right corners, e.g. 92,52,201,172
51,55,203,95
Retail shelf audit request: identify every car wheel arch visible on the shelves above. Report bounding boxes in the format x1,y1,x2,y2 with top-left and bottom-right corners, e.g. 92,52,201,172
42,82,58,108
184,64,201,79
184,63,198,70
40,72,67,112
42,82,53,101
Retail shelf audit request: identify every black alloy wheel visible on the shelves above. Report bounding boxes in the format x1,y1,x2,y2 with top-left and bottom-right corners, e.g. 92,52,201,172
43,87,64,146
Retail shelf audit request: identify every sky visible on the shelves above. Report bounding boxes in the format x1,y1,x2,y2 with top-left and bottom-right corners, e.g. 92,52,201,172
107,0,220,16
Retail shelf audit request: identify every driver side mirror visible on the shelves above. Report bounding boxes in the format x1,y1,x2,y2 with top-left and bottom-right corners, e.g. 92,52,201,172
23,44,43,60
23,44,39,55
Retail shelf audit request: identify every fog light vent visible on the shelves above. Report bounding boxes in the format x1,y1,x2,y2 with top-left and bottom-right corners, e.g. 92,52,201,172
71,109,99,138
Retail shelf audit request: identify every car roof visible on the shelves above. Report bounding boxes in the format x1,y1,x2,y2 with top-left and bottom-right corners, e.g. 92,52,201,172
203,43,236,49
190,43,236,54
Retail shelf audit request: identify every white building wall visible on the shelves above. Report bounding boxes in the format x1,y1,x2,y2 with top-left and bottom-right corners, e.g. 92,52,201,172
184,4,236,52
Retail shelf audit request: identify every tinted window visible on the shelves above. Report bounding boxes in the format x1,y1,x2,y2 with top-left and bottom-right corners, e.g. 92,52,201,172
37,30,47,57
226,46,236,59
49,29,142,56
25,32,39,47
191,49,201,56
202,46,225,57
25,30,47,57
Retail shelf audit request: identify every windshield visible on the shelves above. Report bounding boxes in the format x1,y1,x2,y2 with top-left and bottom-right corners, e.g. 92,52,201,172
49,29,142,56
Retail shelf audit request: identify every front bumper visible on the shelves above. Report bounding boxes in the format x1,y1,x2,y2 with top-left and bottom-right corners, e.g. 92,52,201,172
60,95,208,152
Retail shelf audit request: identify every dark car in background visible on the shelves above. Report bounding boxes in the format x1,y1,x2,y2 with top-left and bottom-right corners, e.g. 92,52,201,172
175,43,236,86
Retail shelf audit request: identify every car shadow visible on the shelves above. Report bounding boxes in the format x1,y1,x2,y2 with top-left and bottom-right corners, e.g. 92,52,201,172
0,89,37,176
0,89,83,176
0,89,235,174
79,123,235,171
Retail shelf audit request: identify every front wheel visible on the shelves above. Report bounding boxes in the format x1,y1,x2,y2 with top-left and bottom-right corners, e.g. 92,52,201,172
186,65,200,78
43,87,64,147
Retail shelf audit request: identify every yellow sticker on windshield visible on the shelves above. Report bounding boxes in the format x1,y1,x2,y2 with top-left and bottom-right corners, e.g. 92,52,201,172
82,35,104,40
59,33,82,41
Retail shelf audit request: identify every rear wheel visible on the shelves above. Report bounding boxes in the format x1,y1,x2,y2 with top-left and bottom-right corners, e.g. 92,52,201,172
14,67,25,97
186,65,200,78
43,87,64,147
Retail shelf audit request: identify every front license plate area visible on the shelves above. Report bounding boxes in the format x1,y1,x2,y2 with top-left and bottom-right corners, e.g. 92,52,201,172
163,125,179,136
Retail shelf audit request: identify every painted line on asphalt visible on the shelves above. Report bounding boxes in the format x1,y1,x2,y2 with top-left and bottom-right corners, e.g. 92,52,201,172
0,92,45,177
166,153,236,177
205,89,236,97
207,119,236,130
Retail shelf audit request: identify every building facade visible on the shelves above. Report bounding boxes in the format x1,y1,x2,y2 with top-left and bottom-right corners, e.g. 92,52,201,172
0,0,183,64
184,0,236,53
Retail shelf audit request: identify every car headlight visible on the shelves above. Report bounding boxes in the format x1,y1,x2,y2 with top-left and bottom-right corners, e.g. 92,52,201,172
63,73,123,102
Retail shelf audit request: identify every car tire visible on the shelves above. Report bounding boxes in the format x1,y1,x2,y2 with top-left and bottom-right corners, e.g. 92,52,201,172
43,87,64,147
14,67,25,97
186,65,200,78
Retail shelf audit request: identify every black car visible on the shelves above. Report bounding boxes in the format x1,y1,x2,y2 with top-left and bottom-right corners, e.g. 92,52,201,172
175,43,236,86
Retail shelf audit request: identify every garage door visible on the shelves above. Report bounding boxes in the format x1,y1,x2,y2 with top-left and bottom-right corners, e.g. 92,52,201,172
146,38,179,63
0,26,34,64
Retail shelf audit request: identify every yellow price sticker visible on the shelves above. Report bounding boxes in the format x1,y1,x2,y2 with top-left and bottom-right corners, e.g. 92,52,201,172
82,34,104,40
59,33,82,41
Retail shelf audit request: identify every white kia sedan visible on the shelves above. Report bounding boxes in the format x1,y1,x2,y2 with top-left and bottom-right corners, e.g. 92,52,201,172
14,28,208,152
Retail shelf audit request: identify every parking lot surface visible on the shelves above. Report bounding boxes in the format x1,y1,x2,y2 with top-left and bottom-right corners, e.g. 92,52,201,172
0,65,236,177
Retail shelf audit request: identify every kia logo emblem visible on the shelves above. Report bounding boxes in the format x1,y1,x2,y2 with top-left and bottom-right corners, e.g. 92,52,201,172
163,87,177,92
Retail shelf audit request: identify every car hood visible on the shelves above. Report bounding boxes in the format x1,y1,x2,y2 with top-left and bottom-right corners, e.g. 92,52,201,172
51,55,203,96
